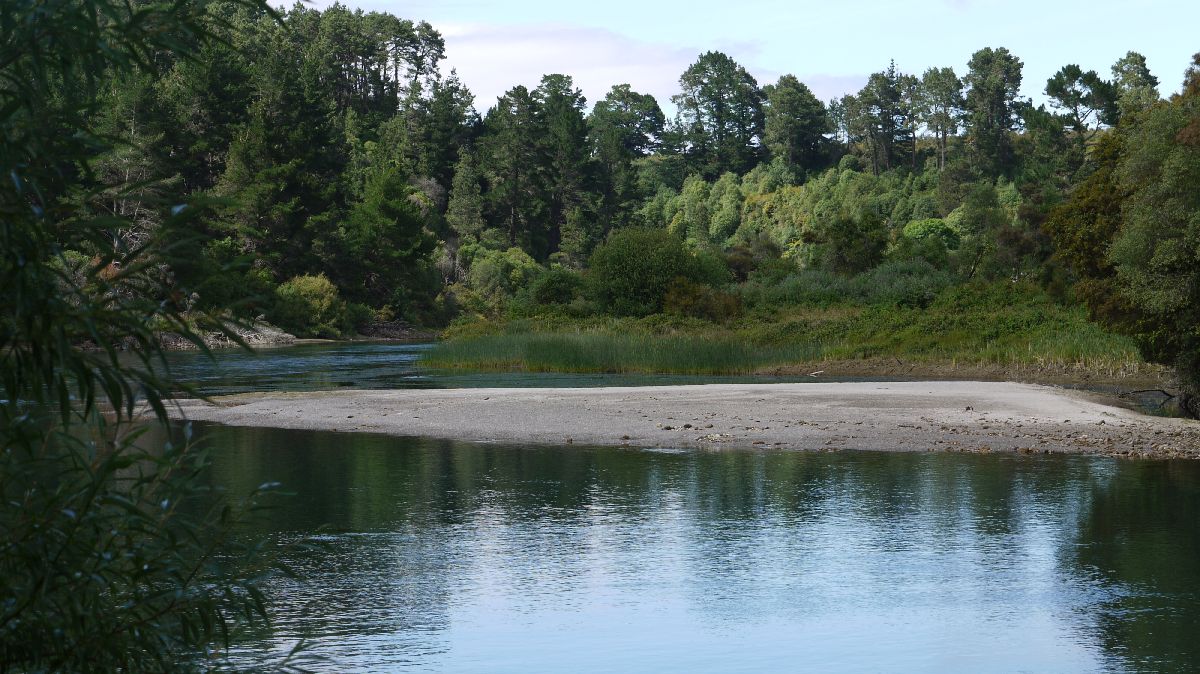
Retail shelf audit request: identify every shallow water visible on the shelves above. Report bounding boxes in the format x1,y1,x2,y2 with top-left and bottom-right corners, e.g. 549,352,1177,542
161,341,834,396
191,423,1200,672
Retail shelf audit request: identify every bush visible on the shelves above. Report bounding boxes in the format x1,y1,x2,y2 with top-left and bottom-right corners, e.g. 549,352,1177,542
1,0,282,668
527,267,584,306
463,246,543,309
741,259,953,310
664,277,741,321
740,268,854,309
852,259,954,308
587,228,728,316
270,273,349,337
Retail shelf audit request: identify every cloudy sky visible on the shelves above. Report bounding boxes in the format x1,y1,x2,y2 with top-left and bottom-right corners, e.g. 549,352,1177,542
310,0,1197,115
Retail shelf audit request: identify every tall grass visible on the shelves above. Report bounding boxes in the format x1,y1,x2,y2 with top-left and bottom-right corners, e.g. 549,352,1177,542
424,332,823,375
427,283,1150,379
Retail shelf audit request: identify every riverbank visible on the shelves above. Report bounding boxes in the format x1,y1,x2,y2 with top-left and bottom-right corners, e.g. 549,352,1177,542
159,321,296,351
171,382,1200,459
431,287,1156,384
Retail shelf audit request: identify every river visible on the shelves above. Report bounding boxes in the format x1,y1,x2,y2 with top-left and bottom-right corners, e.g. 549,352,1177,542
173,343,1200,671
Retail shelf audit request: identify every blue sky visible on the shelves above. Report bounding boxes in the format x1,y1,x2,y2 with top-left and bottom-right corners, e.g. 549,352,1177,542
311,0,1198,115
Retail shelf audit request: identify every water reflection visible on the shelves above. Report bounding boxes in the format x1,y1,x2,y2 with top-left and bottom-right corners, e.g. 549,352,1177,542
190,424,1200,672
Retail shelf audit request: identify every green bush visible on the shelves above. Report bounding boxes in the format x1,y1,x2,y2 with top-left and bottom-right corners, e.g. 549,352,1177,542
741,259,953,310
740,268,854,308
527,267,584,305
664,277,742,321
587,228,728,316
852,259,954,308
463,246,543,309
270,273,349,337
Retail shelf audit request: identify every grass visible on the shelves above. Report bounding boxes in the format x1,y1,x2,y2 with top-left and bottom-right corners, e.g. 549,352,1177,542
425,283,1153,381
424,331,822,375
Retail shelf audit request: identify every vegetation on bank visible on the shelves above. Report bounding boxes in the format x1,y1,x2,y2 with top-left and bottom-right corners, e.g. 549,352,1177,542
429,281,1146,379
66,0,1200,413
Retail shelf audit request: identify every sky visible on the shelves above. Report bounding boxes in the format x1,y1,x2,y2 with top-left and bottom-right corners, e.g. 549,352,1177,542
309,0,1199,115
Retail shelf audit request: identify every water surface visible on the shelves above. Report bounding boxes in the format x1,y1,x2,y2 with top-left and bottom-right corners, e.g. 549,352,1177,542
192,424,1200,672
162,342,830,396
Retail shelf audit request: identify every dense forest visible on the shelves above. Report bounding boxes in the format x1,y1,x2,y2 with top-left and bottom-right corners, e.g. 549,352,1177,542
44,2,1200,407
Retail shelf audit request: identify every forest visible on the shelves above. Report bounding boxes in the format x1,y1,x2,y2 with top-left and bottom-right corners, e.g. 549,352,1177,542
39,1,1200,407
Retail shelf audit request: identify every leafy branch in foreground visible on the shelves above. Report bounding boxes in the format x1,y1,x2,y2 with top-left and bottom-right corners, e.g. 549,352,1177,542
1,0,300,670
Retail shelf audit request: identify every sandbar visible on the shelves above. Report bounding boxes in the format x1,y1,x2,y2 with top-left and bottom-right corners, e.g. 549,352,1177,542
169,381,1200,459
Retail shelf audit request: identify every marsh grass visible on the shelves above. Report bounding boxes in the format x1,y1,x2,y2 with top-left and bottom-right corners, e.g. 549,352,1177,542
422,331,825,371
428,283,1149,379
424,332,823,375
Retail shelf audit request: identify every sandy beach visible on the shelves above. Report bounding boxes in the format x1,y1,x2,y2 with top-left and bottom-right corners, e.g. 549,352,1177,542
169,381,1200,459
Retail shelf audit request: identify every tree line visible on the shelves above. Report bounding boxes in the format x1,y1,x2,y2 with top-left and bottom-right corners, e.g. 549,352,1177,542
59,1,1200,407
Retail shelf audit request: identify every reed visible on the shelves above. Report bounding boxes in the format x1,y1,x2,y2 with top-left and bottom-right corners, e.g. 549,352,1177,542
424,331,823,375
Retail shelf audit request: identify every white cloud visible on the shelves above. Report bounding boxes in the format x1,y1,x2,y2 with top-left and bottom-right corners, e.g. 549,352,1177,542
437,22,871,116
436,23,696,114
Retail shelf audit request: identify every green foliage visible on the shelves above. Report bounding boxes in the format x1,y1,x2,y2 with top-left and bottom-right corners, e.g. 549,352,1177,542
271,273,350,337
338,165,439,317
1106,65,1200,402
446,148,487,241
463,246,544,309
425,330,820,375
590,84,666,230
1045,64,1118,149
919,67,963,169
586,228,728,316
763,74,828,171
0,0,291,669
431,282,1143,379
527,267,586,306
670,51,766,177
741,259,953,310
963,47,1024,176
1110,51,1160,117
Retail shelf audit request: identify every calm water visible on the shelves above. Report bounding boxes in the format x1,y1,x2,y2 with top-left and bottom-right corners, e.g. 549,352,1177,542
191,423,1200,672
160,342,852,396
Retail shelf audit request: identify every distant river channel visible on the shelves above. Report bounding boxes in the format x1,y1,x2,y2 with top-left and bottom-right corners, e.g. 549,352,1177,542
169,343,1200,671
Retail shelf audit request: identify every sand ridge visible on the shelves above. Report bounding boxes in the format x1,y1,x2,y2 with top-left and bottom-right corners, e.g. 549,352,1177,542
170,381,1200,459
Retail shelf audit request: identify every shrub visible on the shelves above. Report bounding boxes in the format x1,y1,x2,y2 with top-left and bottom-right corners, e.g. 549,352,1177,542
587,228,726,316
527,267,584,306
852,259,954,308
664,277,741,321
464,246,543,309
1,0,282,668
270,273,349,337
740,268,853,309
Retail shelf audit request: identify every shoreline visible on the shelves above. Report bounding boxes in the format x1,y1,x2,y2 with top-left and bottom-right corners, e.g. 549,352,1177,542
171,381,1200,459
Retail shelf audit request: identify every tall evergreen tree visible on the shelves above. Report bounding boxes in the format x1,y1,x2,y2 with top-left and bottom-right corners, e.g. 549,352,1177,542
535,74,593,261
762,74,828,172
1045,64,1117,154
854,63,907,174
446,148,487,242
918,67,963,169
479,86,545,251
1110,51,1160,117
589,84,665,232
962,47,1024,176
671,51,765,178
